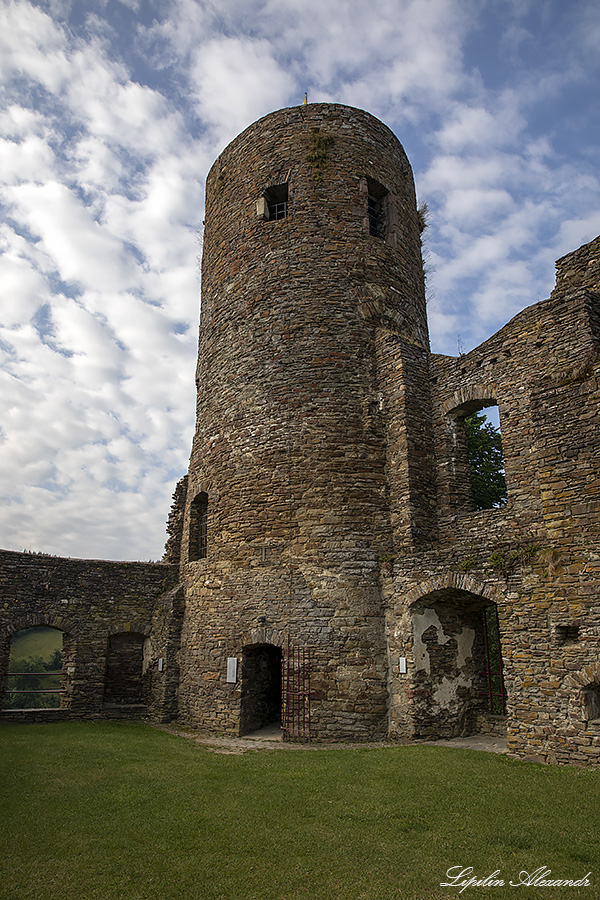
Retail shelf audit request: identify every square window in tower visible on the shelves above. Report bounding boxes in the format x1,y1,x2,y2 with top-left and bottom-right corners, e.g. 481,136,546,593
264,183,288,221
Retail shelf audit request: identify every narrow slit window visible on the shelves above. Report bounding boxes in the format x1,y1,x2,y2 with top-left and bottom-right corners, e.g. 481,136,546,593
366,177,388,238
189,491,208,561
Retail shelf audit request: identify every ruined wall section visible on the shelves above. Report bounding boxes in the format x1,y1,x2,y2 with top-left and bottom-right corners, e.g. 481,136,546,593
0,550,178,722
383,241,600,764
552,235,600,300
375,330,437,550
163,475,188,568
429,278,600,546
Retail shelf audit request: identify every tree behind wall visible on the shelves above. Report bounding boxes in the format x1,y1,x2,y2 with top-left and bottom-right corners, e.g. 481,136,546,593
465,411,507,510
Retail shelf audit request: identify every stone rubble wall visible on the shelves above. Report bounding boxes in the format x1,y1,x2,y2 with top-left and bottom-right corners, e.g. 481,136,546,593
1,100,598,767
384,247,600,765
0,549,178,722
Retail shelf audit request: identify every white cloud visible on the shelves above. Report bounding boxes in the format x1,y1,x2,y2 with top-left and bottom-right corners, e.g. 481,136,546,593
6,181,137,291
0,1,70,91
190,37,296,145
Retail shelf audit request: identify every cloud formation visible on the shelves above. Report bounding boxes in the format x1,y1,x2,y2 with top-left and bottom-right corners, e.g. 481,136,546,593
0,0,599,559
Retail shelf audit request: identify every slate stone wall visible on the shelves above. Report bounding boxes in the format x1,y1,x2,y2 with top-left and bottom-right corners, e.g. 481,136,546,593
173,102,600,761
383,248,600,765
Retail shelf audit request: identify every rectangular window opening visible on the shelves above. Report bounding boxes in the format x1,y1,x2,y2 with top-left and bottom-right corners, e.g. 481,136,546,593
464,404,507,511
264,183,288,221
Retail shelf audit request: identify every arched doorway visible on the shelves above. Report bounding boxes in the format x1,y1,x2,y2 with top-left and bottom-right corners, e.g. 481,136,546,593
410,589,506,739
239,643,282,735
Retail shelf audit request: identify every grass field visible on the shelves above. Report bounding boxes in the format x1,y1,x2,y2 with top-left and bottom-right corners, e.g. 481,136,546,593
9,626,62,662
5,628,63,710
1,721,598,900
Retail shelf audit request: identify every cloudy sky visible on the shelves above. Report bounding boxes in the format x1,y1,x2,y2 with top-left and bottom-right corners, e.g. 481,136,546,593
1,0,599,561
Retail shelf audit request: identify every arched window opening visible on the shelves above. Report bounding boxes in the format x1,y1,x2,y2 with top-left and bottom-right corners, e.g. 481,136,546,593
103,632,146,705
4,627,63,710
464,404,507,510
189,492,208,561
447,400,507,512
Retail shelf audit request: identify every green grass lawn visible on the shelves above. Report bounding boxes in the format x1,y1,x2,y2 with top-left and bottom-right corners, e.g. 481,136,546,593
1,722,598,900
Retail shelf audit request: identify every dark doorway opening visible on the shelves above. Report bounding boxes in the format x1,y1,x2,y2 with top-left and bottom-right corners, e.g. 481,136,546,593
103,632,146,705
240,643,282,735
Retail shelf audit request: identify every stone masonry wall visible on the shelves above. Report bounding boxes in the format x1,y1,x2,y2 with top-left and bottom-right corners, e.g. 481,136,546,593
0,550,178,722
384,238,600,765
1,99,597,767
178,104,428,739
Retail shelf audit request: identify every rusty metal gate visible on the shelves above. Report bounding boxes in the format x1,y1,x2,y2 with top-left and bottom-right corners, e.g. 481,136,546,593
481,605,506,715
281,642,312,741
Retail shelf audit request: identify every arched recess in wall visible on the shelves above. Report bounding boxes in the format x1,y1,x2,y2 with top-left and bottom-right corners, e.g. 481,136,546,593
566,662,600,727
1,618,78,712
407,574,506,739
443,389,507,512
103,631,148,706
188,491,208,561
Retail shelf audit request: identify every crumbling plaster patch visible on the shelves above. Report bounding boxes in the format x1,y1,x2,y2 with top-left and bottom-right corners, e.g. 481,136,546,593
413,608,475,676
456,626,475,668
413,608,449,674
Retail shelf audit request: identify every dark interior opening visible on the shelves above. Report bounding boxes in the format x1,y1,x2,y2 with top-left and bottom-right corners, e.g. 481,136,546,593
104,632,146,704
264,183,288,220
189,492,208,561
366,176,388,237
239,643,282,735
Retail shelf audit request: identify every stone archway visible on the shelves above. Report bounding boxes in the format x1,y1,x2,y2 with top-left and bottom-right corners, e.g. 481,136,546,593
409,584,506,739
239,643,283,735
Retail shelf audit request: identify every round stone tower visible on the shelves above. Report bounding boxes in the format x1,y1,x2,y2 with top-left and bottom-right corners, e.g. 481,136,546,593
177,103,432,740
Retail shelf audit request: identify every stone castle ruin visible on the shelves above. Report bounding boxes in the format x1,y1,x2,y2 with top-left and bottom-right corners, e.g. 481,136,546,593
2,104,599,766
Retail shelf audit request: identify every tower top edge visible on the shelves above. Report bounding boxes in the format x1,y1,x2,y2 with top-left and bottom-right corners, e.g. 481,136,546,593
208,102,407,178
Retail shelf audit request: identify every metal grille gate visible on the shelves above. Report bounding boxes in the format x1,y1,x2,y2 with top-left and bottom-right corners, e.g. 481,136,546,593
481,605,506,715
281,642,312,741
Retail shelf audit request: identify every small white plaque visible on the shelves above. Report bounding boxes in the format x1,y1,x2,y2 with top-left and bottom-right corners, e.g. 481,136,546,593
158,658,164,672
226,657,238,683
398,656,407,674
